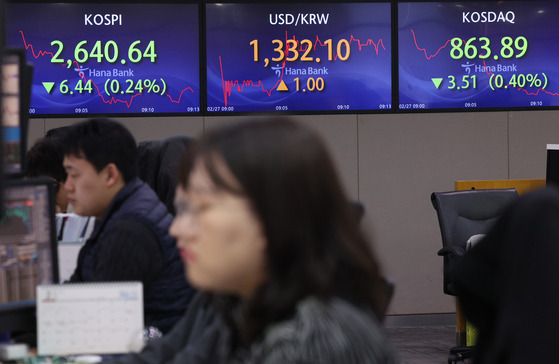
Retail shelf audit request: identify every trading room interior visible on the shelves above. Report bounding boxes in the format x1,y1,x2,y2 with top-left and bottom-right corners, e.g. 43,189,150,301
2,0,559,362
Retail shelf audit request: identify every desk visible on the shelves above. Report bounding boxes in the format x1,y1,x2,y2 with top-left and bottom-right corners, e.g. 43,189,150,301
455,179,546,195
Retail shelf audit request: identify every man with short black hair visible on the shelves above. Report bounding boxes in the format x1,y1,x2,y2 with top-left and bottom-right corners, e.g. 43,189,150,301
26,127,70,213
61,118,194,333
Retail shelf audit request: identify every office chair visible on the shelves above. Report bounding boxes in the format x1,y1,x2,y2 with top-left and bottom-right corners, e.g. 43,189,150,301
430,188,518,364
138,135,192,215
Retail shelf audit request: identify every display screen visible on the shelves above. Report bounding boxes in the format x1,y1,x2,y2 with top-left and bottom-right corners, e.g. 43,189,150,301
398,1,559,110
0,180,58,305
205,2,392,113
1,49,26,175
5,2,200,116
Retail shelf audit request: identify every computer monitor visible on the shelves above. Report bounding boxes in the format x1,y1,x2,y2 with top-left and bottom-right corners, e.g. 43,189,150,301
0,178,58,334
546,144,559,187
398,1,559,111
5,1,200,117
0,70,3,208
1,48,29,177
205,2,392,114
0,1,4,203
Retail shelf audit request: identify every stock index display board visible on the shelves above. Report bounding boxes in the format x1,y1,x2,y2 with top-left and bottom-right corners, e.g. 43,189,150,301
5,1,559,116
205,2,392,113
5,3,201,116
398,1,559,111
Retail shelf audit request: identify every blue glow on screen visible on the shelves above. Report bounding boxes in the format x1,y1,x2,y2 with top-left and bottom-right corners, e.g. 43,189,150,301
5,3,200,116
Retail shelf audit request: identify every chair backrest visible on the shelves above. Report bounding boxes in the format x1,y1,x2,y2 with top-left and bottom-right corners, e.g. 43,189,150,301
138,135,192,215
431,188,518,295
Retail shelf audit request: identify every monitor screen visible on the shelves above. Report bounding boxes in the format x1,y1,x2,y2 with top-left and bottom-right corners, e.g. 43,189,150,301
5,2,200,117
546,144,559,187
398,1,559,111
205,2,392,114
1,48,27,176
0,3,4,206
0,179,58,314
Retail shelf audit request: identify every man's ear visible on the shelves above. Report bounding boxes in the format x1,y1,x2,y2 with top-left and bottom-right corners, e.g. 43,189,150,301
104,163,122,187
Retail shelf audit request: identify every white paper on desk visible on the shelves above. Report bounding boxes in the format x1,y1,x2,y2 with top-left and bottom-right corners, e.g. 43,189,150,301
37,282,144,356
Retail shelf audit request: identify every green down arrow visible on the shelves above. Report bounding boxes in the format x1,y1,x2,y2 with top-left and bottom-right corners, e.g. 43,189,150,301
431,78,443,89
43,82,55,93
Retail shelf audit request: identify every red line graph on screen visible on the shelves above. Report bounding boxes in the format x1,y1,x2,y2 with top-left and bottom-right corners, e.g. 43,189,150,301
311,34,386,57
410,29,453,60
409,29,558,97
219,31,387,106
18,31,195,108
220,56,285,107
478,59,559,97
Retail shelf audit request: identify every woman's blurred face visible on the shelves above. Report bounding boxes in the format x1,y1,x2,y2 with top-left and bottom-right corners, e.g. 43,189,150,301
170,157,268,299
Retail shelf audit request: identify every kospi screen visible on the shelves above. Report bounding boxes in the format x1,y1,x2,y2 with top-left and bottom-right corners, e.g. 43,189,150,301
5,2,200,116
398,2,559,111
205,2,392,113
1,49,28,176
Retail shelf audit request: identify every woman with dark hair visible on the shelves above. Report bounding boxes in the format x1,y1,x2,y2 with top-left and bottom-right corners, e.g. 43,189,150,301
169,116,397,363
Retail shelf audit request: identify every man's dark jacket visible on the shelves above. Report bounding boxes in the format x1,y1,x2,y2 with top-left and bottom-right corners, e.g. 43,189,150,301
70,177,195,333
